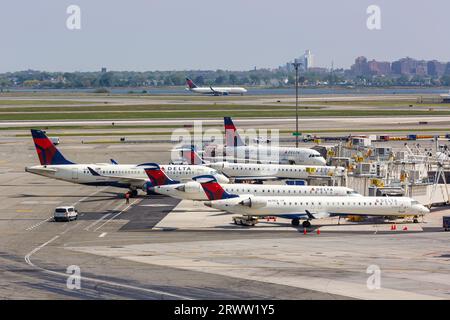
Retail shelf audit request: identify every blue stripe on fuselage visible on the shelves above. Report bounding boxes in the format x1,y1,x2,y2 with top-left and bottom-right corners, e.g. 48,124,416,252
81,181,131,188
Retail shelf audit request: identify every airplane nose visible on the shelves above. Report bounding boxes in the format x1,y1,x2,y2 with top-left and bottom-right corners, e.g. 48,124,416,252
414,205,430,215
421,206,430,214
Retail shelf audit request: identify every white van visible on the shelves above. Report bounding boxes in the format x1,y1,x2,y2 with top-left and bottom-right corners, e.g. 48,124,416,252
50,137,60,145
54,206,78,222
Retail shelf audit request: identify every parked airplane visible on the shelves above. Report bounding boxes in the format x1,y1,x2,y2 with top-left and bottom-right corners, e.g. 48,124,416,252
149,167,359,200
206,117,326,165
185,78,247,96
197,176,429,227
180,147,342,183
25,129,228,196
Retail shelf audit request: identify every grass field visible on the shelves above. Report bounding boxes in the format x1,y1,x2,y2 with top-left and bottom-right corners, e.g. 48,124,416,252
0,124,221,131
304,100,450,107
0,99,95,106
0,104,322,113
13,127,450,137
3,109,450,121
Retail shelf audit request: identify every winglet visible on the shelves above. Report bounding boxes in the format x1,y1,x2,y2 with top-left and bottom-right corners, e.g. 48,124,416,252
305,210,315,220
87,167,101,176
193,175,238,200
110,159,118,165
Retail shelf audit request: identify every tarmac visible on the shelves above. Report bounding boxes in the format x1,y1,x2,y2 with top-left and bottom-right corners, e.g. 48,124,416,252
1,131,449,300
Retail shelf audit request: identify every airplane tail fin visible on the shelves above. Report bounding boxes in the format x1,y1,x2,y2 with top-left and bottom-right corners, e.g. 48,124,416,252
142,163,179,187
193,175,238,200
180,146,205,165
224,117,245,147
185,78,198,89
30,129,74,165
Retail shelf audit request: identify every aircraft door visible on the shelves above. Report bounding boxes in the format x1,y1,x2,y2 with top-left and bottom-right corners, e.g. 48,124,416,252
72,168,78,180
398,199,406,214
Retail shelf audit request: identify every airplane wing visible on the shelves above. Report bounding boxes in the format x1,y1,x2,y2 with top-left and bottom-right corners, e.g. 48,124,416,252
87,167,146,186
305,210,331,219
209,86,228,96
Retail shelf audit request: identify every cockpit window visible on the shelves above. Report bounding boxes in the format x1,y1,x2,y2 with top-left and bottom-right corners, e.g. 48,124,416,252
411,200,419,205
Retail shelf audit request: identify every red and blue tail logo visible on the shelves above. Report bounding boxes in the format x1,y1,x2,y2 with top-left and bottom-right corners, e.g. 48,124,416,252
224,117,245,147
142,163,179,187
31,129,73,165
194,175,238,200
181,146,204,165
186,78,197,89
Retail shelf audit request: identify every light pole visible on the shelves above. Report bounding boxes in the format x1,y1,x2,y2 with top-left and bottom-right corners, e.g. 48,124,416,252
292,61,302,148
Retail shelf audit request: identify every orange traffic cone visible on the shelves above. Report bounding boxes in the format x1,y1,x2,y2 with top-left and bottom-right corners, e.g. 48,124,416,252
303,228,307,235
403,226,408,231
317,228,321,235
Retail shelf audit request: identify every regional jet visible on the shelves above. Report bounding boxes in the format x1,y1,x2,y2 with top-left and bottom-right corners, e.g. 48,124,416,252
179,147,339,183
216,117,326,165
150,170,359,201
197,176,430,228
25,129,228,196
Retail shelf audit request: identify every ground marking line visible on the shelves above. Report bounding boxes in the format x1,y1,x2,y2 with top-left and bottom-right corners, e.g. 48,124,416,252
93,198,140,232
24,226,192,300
25,187,108,231
26,216,53,231
84,213,112,231
87,201,126,231
99,232,107,238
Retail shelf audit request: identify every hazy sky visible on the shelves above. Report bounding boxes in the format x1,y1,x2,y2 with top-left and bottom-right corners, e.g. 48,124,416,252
1,0,449,72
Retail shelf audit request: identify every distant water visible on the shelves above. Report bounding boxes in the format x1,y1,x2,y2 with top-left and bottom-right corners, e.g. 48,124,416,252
4,87,450,96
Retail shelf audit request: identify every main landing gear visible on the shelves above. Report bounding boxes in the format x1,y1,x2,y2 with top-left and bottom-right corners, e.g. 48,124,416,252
129,189,138,197
291,218,311,228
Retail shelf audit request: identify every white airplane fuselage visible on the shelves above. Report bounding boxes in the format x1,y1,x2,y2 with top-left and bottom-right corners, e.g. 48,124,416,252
153,182,359,201
208,162,344,180
206,195,429,218
218,145,326,165
25,164,229,189
187,87,247,95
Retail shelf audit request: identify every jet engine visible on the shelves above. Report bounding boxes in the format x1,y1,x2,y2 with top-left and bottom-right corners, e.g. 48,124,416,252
176,181,202,193
239,197,267,209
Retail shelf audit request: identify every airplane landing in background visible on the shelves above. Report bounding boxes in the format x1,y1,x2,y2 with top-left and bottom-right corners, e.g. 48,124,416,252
185,78,247,96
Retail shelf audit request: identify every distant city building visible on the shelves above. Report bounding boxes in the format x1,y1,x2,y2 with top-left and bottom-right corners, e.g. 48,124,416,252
367,60,391,76
350,56,370,76
101,67,107,73
445,63,450,75
350,56,450,78
302,50,314,70
307,67,328,74
281,49,315,72
427,60,446,77
391,57,424,76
